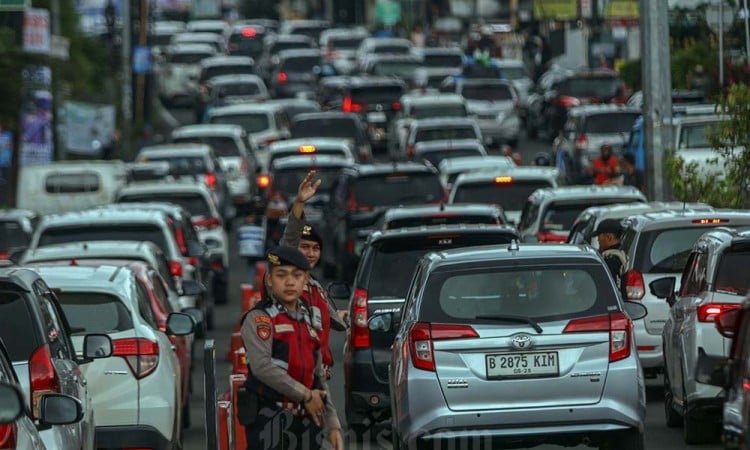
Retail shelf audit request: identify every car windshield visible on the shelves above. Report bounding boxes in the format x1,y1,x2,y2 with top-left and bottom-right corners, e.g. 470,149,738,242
39,225,170,254
385,214,500,229
373,61,420,78
57,292,134,335
461,84,513,101
557,77,622,98
202,65,255,81
678,123,714,149
411,104,467,119
141,156,207,175
330,36,364,49
352,173,443,208
423,54,463,68
210,113,270,133
350,85,404,104
271,167,343,195
452,180,552,211
420,265,614,323
584,113,640,133
173,136,241,157
272,41,311,53
291,118,363,144
283,56,321,72
498,66,528,80
713,251,750,296
365,232,517,299
168,52,212,64
0,291,40,361
542,200,640,232
214,82,263,98
373,45,410,54
269,148,347,167
640,226,730,273
419,148,483,167
415,126,477,142
119,193,212,218
0,220,29,249
150,34,173,47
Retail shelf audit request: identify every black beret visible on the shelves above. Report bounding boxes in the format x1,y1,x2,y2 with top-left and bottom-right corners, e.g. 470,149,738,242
267,245,310,271
594,218,623,236
300,223,322,246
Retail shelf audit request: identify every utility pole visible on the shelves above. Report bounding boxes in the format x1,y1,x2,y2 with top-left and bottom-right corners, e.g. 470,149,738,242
121,0,132,156
719,0,725,87
134,0,148,128
640,0,672,201
744,0,750,64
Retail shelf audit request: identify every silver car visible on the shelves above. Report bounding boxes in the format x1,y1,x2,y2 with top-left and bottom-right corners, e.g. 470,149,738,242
454,78,522,147
388,243,647,450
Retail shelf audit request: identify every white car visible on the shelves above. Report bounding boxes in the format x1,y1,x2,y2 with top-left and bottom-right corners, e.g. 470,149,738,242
28,265,193,450
437,155,516,189
355,37,413,66
157,43,217,106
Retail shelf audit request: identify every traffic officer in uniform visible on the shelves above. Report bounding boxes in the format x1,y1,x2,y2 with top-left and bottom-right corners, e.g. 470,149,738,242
240,246,344,450
280,170,348,379
594,218,627,290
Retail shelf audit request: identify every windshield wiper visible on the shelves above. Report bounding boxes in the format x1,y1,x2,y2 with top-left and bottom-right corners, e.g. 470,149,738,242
474,314,543,334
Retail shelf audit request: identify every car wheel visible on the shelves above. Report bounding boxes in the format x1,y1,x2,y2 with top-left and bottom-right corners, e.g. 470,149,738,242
213,278,228,305
682,383,717,444
663,369,682,427
602,428,644,450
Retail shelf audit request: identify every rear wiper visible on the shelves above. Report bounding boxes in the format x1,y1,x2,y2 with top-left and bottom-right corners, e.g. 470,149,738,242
474,314,543,334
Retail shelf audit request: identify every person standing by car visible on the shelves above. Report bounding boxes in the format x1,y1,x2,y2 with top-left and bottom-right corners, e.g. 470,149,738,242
594,218,627,289
240,246,344,450
592,144,621,185
280,170,348,379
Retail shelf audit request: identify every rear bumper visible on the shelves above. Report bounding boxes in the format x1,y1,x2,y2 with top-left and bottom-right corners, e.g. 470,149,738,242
633,319,663,369
345,349,390,423
96,425,171,450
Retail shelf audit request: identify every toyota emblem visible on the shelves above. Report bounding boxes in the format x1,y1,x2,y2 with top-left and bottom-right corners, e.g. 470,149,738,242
511,334,533,350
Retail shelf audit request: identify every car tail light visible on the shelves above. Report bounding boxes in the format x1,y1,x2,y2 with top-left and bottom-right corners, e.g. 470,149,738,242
698,303,741,323
29,344,60,418
187,256,199,267
257,174,271,188
346,192,371,212
0,424,16,450
346,239,354,254
169,260,183,278
193,217,221,230
241,27,256,37
558,96,581,108
563,312,633,362
692,218,729,224
277,72,288,85
575,134,588,150
408,322,478,372
211,261,223,270
342,96,364,113
392,101,401,111
535,231,567,243
351,289,370,349
174,226,187,255
0,251,8,260
264,137,279,146
406,144,415,159
112,338,160,379
625,270,645,300
205,172,217,189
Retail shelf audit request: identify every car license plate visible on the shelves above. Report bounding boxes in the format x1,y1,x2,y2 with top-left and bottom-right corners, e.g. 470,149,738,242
486,352,559,379
368,112,386,122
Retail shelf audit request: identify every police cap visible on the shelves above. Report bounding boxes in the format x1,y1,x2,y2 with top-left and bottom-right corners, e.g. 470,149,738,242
267,246,310,271
301,223,322,246
594,218,623,236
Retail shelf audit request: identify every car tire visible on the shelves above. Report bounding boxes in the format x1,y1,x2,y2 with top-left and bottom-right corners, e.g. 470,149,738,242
682,383,717,444
663,369,682,428
603,428,644,450
182,397,191,430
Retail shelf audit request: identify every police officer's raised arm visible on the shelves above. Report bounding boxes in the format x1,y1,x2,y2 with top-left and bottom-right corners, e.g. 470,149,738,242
280,170,321,247
240,310,308,403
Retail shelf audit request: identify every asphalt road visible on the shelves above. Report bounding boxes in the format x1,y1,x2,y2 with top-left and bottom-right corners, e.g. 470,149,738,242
167,105,723,450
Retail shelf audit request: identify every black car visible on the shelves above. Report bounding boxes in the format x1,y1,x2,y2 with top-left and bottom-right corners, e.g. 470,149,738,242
257,34,317,86
227,23,269,59
0,209,39,263
290,112,371,162
321,162,446,281
337,224,519,435
378,203,508,229
268,49,325,98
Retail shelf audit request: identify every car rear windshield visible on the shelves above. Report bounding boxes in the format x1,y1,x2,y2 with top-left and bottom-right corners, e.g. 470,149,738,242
272,41,312,54
637,226,736,273
713,251,750,296
173,136,241,157
143,156,208,175
416,126,477,142
584,113,640,134
498,67,528,80
0,290,40,361
56,292,134,335
202,65,255,82
350,85,404,105
542,200,639,232
420,263,615,323
330,37,364,50
272,166,343,195
423,54,463,68
557,77,622,98
210,113,270,134
385,214,500,229
452,180,552,211
0,220,30,249
282,56,321,72
373,61,420,78
364,232,517,299
352,173,443,207
373,45,410,54
168,52,212,64
460,84,513,101
39,225,170,255
150,34,173,47
119,193,212,218
411,104,467,120
678,123,713,149
269,148,347,167
420,148,482,167
291,118,362,144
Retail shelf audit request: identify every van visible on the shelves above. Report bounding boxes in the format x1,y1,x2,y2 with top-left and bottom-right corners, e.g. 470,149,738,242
16,161,128,215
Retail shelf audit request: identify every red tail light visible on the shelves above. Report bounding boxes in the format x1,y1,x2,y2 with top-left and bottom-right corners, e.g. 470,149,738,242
257,174,271,188
346,239,354,254
112,338,160,379
558,96,581,108
193,217,221,230
346,192,371,212
535,231,567,243
342,96,364,112
613,96,628,105
187,256,199,267
564,312,633,362
575,134,588,150
392,101,401,111
29,344,61,418
174,226,187,255
0,424,16,450
351,289,370,349
169,260,183,278
408,322,478,372
698,303,741,323
406,144,415,159
211,260,223,270
264,137,279,146
205,172,217,189
277,72,288,85
0,251,9,260
625,270,645,300
241,27,256,37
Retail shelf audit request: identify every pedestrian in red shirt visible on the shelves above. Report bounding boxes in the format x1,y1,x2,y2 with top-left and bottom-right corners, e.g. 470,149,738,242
592,144,621,185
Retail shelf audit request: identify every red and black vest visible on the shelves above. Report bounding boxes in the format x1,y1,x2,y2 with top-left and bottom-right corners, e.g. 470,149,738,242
302,279,333,367
244,298,321,407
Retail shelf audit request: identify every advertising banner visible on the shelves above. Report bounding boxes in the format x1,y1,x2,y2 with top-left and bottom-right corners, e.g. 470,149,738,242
63,101,116,154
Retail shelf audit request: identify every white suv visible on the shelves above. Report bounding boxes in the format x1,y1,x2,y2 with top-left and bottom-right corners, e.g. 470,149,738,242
157,43,217,106
28,265,194,450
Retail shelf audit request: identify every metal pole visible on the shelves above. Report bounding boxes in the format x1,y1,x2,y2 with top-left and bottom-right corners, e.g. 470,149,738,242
719,0,724,88
121,0,132,154
744,0,750,65
204,339,219,450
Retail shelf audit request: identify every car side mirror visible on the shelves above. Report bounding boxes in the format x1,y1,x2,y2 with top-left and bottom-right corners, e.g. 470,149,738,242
180,280,206,297
38,394,84,426
183,307,204,327
649,277,676,301
715,308,742,338
166,312,195,336
0,382,24,424
83,334,113,360
327,282,351,300
368,312,399,333
694,347,730,388
623,301,648,321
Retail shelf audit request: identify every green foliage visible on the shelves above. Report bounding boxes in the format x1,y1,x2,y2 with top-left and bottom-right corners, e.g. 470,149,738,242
619,59,641,92
670,40,715,91
665,151,742,208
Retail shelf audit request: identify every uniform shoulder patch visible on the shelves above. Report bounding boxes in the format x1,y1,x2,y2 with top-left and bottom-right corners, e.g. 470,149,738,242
254,315,272,325
257,325,271,340
274,323,295,333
